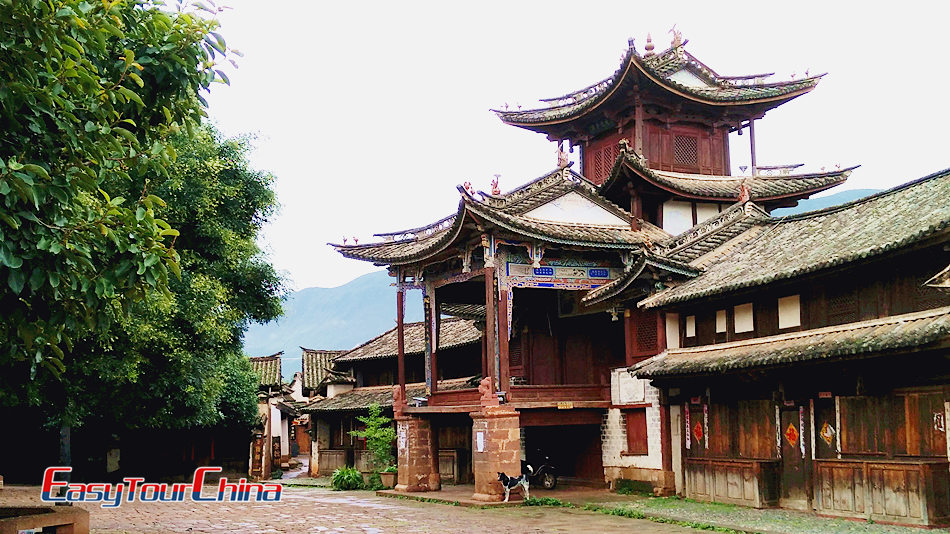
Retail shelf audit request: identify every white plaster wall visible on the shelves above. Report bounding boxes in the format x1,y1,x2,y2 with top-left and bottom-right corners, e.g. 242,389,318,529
327,383,354,399
610,369,646,405
524,191,629,226
662,200,693,236
695,202,720,224
671,405,684,494
281,416,290,459
270,405,281,439
602,381,663,470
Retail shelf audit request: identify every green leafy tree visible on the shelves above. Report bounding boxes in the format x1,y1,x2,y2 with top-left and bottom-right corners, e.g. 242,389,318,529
56,125,283,432
0,0,234,385
350,403,396,471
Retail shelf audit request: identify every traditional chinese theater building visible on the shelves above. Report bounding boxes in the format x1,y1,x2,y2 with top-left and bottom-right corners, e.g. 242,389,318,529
332,33,950,524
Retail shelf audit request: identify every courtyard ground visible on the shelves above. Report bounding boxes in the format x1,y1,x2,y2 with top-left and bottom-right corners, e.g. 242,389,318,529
6,482,950,533
0,484,696,533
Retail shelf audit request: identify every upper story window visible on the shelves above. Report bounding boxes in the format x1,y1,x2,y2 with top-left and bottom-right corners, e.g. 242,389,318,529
778,295,801,329
666,312,680,349
685,315,696,338
715,310,727,333
673,134,699,167
734,303,754,334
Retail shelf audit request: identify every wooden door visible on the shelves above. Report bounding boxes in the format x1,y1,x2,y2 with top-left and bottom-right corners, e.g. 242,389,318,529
529,331,558,385
780,405,811,510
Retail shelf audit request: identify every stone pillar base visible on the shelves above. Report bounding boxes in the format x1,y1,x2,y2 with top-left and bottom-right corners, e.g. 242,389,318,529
395,416,440,492
471,406,522,502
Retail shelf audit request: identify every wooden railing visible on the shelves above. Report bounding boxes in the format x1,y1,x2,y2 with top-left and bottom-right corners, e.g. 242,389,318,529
428,388,479,407
509,384,610,403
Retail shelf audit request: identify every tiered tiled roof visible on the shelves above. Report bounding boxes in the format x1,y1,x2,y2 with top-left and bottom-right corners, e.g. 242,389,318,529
601,148,854,202
495,41,822,127
249,352,282,388
635,306,950,378
334,318,481,363
642,168,950,308
301,348,345,391
301,377,479,413
333,167,669,265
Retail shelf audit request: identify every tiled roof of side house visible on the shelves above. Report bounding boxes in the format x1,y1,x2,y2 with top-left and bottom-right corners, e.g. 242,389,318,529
300,377,479,413
635,306,950,378
600,148,854,202
495,42,822,126
640,168,950,308
441,303,486,319
332,167,670,265
249,352,283,388
301,348,345,391
334,318,481,363
661,201,771,264
582,251,699,306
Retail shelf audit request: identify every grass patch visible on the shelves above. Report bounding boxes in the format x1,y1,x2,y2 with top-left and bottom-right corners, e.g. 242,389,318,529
582,503,745,533
523,497,575,507
614,478,654,496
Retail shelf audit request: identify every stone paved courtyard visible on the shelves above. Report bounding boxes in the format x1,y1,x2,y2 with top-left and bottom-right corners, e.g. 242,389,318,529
1,485,696,533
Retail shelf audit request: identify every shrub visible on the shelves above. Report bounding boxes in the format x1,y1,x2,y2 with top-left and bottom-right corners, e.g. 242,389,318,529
350,403,396,472
382,464,398,473
523,497,573,507
331,466,365,490
270,469,283,480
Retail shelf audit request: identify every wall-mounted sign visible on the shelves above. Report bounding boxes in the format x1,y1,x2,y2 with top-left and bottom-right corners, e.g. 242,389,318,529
818,391,832,399
476,431,485,452
557,401,574,410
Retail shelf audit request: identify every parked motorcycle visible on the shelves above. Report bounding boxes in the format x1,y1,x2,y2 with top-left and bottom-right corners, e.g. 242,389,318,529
522,452,557,490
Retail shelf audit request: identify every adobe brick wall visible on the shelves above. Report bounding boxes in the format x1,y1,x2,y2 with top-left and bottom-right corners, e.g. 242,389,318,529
470,406,522,502
395,416,440,492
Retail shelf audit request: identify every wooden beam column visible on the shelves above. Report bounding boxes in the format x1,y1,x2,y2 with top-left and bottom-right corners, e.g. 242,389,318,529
624,308,636,366
498,287,510,392
431,288,440,395
396,288,406,400
484,267,498,391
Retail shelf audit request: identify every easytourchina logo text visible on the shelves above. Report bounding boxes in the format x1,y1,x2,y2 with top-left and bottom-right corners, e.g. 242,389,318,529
41,466,282,508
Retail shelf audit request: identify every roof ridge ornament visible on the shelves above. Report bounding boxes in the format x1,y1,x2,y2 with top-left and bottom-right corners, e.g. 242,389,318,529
644,34,655,57
669,25,683,49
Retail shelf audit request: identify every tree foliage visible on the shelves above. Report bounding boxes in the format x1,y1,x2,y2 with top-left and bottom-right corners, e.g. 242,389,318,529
51,125,283,430
0,0,234,380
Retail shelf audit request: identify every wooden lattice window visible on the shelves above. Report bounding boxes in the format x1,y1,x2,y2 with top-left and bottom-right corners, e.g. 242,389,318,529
592,150,603,181
509,338,523,368
673,135,699,167
635,309,659,354
827,288,858,325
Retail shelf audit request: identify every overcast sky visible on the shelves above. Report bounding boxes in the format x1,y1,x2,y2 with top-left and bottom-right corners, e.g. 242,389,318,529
205,1,950,291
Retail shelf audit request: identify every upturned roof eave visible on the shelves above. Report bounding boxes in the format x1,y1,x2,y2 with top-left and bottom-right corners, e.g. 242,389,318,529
602,152,855,202
494,49,822,128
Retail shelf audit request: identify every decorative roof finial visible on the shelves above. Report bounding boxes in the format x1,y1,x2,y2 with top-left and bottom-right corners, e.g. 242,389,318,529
669,24,682,48
491,174,501,196
737,180,751,203
644,34,655,57
627,37,635,49
557,143,569,169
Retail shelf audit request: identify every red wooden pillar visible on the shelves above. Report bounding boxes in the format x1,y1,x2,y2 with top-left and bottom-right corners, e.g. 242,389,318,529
484,267,497,390
657,310,667,351
624,307,636,366
396,288,406,399
431,290,439,394
498,287,510,392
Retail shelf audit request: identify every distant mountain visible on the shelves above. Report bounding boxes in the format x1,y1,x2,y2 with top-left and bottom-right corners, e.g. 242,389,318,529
771,189,879,217
249,189,881,379
242,270,422,379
